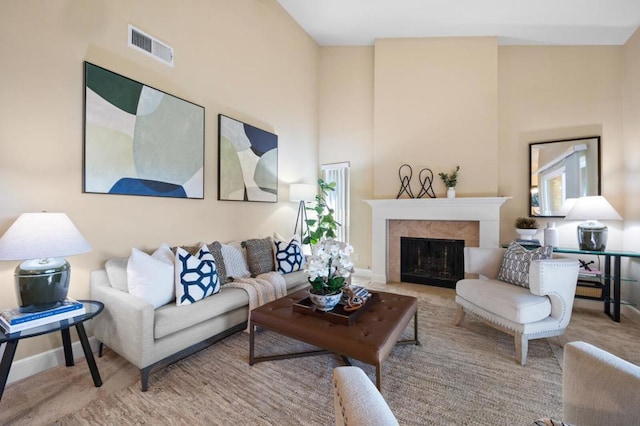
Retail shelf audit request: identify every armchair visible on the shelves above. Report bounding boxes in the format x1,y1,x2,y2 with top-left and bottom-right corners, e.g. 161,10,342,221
453,247,579,365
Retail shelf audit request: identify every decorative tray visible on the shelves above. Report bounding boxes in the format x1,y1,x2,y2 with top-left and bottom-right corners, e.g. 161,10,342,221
292,292,380,326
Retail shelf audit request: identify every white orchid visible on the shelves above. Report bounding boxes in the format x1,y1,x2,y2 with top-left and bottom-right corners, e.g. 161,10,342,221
306,238,354,294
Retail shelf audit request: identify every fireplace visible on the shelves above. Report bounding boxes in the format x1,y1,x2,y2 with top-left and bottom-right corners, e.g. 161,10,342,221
400,237,464,288
365,197,510,284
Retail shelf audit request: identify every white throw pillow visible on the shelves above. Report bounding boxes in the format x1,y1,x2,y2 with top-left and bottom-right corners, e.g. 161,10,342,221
175,243,220,306
221,242,250,280
127,244,175,308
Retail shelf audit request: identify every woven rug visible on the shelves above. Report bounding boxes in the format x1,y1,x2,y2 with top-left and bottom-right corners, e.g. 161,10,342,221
60,293,562,425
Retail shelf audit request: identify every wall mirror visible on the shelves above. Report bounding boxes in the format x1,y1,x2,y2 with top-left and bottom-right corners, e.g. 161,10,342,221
529,136,601,217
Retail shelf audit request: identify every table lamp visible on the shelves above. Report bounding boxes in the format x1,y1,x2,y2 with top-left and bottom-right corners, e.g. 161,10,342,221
0,212,91,313
289,183,317,246
564,196,622,251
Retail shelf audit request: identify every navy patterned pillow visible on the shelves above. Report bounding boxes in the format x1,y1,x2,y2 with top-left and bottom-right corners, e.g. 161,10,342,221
175,244,220,305
497,241,553,288
273,237,305,274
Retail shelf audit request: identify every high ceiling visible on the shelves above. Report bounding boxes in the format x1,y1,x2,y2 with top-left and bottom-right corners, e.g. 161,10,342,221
276,0,640,46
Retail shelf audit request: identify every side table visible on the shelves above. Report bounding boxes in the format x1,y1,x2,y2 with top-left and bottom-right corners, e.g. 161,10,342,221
0,299,104,401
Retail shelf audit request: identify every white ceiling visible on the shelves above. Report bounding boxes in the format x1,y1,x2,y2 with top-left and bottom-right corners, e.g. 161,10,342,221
276,0,640,46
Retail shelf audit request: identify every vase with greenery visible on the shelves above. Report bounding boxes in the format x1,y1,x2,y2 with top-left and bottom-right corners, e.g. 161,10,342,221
514,216,538,240
303,179,340,246
438,166,460,198
306,238,354,310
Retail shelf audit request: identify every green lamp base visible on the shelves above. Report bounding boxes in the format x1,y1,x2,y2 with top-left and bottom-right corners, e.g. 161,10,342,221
15,258,70,313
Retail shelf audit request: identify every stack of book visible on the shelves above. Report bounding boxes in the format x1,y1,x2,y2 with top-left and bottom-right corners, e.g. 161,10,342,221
0,298,85,333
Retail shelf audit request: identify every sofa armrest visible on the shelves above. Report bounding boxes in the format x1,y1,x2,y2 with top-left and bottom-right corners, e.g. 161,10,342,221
463,247,505,279
90,269,156,368
528,259,579,327
563,341,640,425
333,366,398,426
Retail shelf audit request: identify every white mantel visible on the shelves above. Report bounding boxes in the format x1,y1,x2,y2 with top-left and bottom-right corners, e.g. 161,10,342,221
365,197,511,283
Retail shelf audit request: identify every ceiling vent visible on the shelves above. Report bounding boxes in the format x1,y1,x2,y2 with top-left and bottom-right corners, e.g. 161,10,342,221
128,24,174,67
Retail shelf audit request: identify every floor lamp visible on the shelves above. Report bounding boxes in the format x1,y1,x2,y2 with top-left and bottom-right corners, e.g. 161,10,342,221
289,183,317,251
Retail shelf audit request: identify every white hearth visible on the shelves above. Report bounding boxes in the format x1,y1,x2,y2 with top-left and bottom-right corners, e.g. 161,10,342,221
365,197,511,283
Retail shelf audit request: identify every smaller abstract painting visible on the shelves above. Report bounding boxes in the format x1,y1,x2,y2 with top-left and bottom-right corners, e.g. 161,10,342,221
218,114,278,202
83,62,205,199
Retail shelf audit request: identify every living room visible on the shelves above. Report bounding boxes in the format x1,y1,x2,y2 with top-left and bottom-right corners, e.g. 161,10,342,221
2,0,640,423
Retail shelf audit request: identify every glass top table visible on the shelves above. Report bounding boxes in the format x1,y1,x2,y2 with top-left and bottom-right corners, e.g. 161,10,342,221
0,300,104,400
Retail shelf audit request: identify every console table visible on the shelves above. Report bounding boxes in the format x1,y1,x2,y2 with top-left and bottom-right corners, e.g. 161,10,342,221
0,300,104,400
552,247,640,323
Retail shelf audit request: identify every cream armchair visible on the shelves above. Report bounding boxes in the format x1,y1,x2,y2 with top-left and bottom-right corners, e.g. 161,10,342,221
453,247,579,365
563,341,640,425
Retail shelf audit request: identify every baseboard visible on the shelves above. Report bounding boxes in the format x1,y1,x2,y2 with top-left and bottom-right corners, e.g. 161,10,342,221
4,336,101,385
353,268,372,278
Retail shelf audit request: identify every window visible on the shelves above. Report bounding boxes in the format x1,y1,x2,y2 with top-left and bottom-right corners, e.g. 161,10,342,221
321,162,350,243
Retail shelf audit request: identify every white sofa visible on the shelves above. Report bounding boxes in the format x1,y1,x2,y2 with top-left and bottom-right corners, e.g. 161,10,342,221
91,251,309,391
454,247,579,365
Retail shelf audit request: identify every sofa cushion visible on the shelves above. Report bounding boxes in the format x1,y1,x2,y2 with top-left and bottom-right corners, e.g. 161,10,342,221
175,244,220,306
497,241,553,288
456,278,551,324
105,257,129,292
243,237,275,277
221,242,251,280
282,270,309,290
154,287,250,339
273,236,305,274
127,245,175,308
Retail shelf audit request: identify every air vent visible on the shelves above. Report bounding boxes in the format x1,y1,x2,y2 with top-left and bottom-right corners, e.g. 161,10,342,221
128,24,174,67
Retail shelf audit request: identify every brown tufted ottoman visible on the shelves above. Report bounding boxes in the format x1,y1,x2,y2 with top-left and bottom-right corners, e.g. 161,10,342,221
249,288,419,390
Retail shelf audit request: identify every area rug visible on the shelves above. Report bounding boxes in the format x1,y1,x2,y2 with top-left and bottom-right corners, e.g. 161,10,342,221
60,293,563,425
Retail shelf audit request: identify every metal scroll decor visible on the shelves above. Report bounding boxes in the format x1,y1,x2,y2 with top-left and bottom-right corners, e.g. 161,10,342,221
396,164,436,199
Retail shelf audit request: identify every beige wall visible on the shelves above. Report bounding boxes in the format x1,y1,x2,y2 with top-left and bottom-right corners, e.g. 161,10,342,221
318,47,374,268
622,28,640,303
0,0,319,360
373,37,499,199
497,46,624,245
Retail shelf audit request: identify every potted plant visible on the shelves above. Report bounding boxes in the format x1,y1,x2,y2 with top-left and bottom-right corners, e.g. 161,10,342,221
306,238,354,311
438,165,460,198
303,179,340,246
515,216,538,240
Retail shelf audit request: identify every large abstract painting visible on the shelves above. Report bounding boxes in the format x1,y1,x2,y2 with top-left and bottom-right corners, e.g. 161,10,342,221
83,62,205,199
218,114,278,202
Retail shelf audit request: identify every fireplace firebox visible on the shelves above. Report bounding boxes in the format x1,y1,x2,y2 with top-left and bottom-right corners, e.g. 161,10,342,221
400,237,465,288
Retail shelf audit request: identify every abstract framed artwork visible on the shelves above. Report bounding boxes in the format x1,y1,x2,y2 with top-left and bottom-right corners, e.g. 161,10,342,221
218,114,278,202
83,62,205,199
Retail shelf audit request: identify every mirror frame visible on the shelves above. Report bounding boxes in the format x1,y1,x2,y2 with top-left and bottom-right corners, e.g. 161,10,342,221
529,136,601,218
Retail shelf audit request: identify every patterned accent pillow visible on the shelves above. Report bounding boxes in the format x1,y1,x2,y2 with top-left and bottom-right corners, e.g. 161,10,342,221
221,242,250,281
207,241,227,285
497,241,553,288
175,243,220,306
273,236,305,274
242,237,275,277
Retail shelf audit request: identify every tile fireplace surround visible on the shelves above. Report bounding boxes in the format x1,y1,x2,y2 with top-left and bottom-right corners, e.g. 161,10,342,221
365,198,511,284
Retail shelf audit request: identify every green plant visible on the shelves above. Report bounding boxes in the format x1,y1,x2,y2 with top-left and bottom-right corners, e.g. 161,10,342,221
438,165,460,188
515,216,538,229
303,178,341,246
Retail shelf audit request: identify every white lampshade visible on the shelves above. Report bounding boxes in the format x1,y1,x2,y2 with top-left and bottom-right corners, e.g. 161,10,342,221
289,183,317,203
0,212,91,261
564,196,622,221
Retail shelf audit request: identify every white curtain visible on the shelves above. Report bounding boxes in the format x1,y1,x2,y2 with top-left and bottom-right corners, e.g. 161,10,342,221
321,162,350,243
